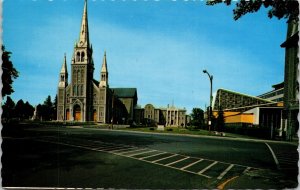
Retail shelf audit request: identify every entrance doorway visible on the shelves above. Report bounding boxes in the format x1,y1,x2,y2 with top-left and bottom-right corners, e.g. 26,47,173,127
66,109,70,120
93,109,97,121
73,105,81,121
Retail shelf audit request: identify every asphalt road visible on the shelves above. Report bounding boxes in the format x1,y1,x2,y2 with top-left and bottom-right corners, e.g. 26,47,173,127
2,126,298,189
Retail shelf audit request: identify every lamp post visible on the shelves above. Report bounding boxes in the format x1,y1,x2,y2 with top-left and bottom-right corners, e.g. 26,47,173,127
203,69,213,132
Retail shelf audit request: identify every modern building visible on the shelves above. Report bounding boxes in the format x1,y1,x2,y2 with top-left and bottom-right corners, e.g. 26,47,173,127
258,82,284,103
211,88,284,138
57,0,137,123
212,88,278,112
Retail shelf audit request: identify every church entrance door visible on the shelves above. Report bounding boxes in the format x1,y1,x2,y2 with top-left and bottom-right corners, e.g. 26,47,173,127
93,110,97,121
74,105,81,121
66,109,70,120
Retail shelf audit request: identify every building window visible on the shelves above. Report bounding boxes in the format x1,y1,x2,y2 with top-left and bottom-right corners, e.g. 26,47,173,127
81,52,85,62
76,52,80,62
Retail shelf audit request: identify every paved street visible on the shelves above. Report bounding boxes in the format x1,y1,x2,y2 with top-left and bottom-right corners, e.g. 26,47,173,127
2,126,298,189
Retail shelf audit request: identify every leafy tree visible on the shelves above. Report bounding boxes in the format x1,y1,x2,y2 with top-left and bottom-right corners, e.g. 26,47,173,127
207,0,299,21
23,101,35,120
15,99,25,119
2,96,15,122
191,108,204,128
37,95,56,121
2,45,19,97
216,107,225,132
53,95,57,120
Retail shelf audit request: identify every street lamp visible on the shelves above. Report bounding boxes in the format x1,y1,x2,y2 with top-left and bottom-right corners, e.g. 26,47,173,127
203,69,213,132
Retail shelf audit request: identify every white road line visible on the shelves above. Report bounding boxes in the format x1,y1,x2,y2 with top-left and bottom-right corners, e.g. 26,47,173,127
96,146,126,151
243,166,251,174
198,161,218,174
127,150,157,157
110,147,136,153
117,148,148,154
165,157,190,166
139,152,167,160
217,164,234,180
152,154,178,163
180,159,203,170
265,143,280,170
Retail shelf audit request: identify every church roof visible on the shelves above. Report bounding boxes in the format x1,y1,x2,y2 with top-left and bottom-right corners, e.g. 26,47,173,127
112,88,137,98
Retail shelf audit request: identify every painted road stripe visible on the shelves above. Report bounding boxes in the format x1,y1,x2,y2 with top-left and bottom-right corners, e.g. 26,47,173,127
139,152,167,160
165,157,190,166
96,146,127,151
110,147,136,153
117,148,148,154
180,159,203,170
152,154,178,163
127,150,157,157
243,167,251,174
265,143,280,170
198,161,218,174
217,164,234,180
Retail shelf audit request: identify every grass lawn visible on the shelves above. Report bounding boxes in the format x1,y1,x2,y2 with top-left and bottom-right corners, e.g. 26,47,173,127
118,126,260,140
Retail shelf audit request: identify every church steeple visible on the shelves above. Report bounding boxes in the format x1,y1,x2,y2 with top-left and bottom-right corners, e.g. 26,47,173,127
78,0,89,47
100,51,108,87
58,53,68,88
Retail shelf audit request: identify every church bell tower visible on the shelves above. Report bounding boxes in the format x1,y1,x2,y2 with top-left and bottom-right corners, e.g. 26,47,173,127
69,0,94,122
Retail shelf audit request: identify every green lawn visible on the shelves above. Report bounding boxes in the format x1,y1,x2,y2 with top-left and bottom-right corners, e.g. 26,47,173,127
117,126,260,140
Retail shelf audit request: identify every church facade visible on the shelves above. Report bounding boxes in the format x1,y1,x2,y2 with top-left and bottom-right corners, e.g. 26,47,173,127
57,0,137,123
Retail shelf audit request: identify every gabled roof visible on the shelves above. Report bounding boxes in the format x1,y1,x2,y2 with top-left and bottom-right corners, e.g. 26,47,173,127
111,88,137,98
93,79,100,86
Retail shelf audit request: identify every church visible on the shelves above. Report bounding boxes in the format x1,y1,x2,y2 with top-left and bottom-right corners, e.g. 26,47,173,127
57,0,137,123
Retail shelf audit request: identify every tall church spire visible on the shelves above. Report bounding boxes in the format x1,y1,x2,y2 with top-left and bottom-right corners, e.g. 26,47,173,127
79,0,89,47
59,54,68,88
60,53,68,74
100,51,108,87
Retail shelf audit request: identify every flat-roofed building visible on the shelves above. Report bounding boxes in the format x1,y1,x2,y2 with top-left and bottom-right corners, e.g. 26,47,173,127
258,82,284,102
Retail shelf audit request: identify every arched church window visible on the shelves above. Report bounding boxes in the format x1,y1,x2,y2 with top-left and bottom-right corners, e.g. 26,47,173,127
73,85,77,96
61,75,64,82
81,52,85,62
76,52,80,62
77,70,81,83
66,94,69,103
80,85,83,96
81,70,84,81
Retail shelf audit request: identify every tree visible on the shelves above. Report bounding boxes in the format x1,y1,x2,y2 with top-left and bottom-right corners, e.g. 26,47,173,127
207,0,299,21
15,99,25,120
2,45,19,97
216,107,225,132
191,108,204,128
38,95,56,121
53,95,57,120
2,96,15,122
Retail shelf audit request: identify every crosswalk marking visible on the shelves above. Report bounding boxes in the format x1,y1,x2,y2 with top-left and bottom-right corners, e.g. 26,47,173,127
243,166,251,174
180,159,203,170
36,137,259,181
110,147,136,153
165,157,190,166
152,154,178,163
217,164,234,179
198,161,218,174
127,150,157,157
139,152,167,160
116,148,146,154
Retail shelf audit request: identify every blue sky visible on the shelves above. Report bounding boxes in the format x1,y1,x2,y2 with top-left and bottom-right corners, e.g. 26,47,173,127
4,0,287,113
